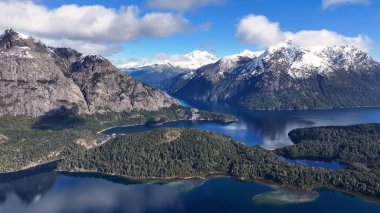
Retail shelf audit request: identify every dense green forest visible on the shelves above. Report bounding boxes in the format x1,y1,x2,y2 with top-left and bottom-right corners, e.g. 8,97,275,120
1,111,380,199
0,106,235,172
58,128,380,199
276,124,380,169
32,105,236,132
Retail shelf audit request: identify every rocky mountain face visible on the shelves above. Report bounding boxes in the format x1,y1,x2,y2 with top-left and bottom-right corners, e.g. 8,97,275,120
164,41,380,110
0,29,177,117
122,50,218,87
124,63,189,87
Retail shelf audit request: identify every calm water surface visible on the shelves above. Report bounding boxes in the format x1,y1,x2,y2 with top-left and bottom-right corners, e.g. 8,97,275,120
0,169,379,213
106,101,380,149
2,101,380,212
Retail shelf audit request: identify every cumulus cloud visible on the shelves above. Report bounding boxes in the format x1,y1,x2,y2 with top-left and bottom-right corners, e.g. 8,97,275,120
322,0,370,9
236,14,373,52
0,0,194,55
41,38,123,56
236,15,289,47
147,0,223,12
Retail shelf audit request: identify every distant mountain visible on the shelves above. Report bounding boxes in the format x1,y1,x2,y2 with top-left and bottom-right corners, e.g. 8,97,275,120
164,40,380,110
0,29,177,117
122,50,218,86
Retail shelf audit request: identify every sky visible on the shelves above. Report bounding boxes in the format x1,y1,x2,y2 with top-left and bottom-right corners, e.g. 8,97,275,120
0,0,379,65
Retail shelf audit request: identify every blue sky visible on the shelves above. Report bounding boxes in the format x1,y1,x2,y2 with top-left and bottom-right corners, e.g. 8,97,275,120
1,0,379,63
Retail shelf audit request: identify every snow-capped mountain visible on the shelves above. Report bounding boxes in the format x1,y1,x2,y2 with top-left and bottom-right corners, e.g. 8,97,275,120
122,50,218,86
164,40,380,110
121,50,218,70
182,50,218,69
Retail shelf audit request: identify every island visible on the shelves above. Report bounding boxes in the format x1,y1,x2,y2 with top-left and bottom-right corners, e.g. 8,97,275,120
0,112,379,201
59,125,380,200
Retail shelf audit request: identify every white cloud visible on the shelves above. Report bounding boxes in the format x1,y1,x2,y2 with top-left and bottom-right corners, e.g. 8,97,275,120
236,14,373,52
322,0,370,9
0,0,194,55
236,15,289,47
147,0,223,12
41,38,122,56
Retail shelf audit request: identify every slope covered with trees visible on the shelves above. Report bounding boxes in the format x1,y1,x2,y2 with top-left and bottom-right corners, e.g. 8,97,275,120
277,124,380,170
58,127,380,199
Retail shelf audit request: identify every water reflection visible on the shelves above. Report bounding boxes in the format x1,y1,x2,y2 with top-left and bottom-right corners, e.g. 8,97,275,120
0,169,211,213
0,172,56,205
105,100,380,149
0,162,58,205
193,101,380,146
1,170,379,213
277,156,347,170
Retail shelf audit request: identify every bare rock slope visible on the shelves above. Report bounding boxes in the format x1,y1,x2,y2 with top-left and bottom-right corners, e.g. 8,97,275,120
0,29,177,117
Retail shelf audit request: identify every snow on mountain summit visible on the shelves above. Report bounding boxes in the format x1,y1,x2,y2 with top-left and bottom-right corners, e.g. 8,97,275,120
181,50,218,69
121,50,218,70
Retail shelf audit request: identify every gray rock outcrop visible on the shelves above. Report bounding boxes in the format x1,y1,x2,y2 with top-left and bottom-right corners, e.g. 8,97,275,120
0,29,177,117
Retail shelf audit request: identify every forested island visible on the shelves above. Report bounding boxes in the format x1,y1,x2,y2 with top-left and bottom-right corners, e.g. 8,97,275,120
1,111,380,200
58,125,380,200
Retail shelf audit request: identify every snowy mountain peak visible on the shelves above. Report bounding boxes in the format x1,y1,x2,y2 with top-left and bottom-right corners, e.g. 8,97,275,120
240,50,265,58
0,29,42,59
78,53,106,64
267,40,299,52
316,45,377,71
1,29,31,41
221,50,263,62
185,50,217,61
121,50,218,70
206,50,263,75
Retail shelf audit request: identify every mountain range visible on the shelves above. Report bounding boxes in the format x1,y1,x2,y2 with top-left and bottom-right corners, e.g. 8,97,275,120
121,50,218,86
162,40,380,110
0,29,177,117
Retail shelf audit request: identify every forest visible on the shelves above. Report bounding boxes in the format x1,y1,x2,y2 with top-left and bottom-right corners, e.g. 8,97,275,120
58,127,380,199
0,106,234,172
0,111,379,199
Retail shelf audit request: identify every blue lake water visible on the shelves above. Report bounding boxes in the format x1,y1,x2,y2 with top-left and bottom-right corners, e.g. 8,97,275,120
105,102,380,149
0,169,380,213
277,156,347,170
2,101,380,212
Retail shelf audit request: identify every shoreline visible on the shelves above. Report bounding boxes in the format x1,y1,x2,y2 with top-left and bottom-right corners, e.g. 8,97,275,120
57,169,229,182
173,96,380,112
247,104,380,112
1,162,379,204
96,117,237,135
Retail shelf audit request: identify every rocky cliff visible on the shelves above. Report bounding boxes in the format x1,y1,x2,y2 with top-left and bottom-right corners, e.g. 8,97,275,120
0,29,177,117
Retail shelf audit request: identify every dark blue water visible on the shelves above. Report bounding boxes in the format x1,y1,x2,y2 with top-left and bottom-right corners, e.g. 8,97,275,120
2,102,380,212
278,156,347,170
0,170,379,213
103,102,379,171
105,102,380,149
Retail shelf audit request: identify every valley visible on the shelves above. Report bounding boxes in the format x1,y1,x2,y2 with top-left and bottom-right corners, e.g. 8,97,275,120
0,29,379,211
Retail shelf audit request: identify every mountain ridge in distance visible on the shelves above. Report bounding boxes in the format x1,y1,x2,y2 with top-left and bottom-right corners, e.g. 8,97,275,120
163,40,380,110
121,50,218,86
122,49,263,87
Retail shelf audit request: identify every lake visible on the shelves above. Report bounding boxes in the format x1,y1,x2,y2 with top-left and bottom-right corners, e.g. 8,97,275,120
105,101,380,149
1,168,380,213
2,102,380,212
